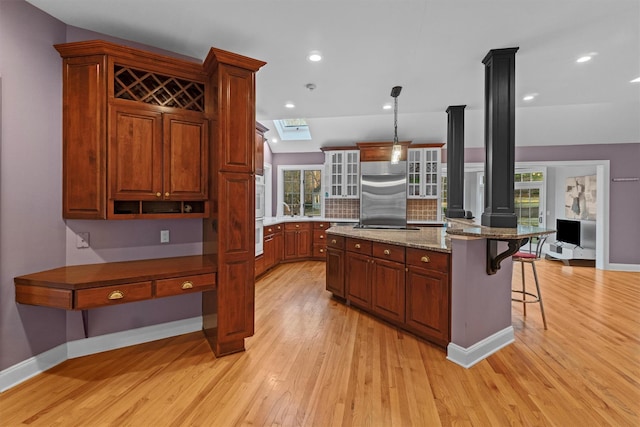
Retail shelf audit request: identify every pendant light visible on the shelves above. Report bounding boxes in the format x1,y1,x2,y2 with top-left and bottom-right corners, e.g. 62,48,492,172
390,86,402,164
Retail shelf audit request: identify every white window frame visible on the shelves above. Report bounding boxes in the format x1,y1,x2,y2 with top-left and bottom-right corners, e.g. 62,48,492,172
276,164,324,217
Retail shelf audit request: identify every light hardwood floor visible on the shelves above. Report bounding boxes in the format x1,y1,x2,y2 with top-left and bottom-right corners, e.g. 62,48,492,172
1,259,639,426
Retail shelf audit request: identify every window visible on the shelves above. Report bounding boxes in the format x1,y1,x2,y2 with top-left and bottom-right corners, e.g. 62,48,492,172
277,165,323,217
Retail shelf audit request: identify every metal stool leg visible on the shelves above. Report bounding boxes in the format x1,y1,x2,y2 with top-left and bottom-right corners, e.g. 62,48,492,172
520,259,527,317
531,261,548,330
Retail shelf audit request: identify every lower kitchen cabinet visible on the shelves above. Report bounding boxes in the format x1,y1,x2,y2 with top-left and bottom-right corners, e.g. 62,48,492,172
405,248,450,346
325,236,345,297
327,232,451,348
284,222,312,260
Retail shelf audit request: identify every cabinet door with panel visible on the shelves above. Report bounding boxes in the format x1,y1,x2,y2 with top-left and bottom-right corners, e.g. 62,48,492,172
284,222,312,260
405,248,450,346
324,150,360,199
407,147,441,199
109,107,208,203
345,251,372,309
325,235,345,297
371,243,406,323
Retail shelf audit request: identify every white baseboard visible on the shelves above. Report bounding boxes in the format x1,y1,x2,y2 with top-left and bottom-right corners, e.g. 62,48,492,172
0,317,202,393
446,326,515,368
605,263,640,272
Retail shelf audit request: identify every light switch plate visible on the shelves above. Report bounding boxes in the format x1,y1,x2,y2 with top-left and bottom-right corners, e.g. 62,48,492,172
160,230,170,243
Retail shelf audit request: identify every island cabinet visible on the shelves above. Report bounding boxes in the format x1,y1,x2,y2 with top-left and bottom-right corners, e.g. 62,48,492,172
55,40,212,219
284,222,312,260
325,235,345,297
405,248,451,347
327,230,451,348
345,238,406,324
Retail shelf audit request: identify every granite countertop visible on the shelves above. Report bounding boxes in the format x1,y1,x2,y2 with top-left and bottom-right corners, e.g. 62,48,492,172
444,218,555,240
326,224,451,253
262,216,443,227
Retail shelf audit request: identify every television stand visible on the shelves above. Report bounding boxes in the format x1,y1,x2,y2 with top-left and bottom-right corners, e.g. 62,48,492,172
543,243,596,266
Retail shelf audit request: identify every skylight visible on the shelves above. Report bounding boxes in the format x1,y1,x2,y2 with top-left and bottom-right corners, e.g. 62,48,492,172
273,119,312,141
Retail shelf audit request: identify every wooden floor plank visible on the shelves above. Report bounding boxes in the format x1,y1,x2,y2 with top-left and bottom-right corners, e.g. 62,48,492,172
1,259,639,426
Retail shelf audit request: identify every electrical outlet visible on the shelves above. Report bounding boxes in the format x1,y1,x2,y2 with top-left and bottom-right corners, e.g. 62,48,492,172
76,232,90,249
160,229,170,243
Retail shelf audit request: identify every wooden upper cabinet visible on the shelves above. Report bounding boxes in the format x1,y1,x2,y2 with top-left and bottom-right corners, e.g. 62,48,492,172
61,55,108,219
55,40,211,219
255,122,268,176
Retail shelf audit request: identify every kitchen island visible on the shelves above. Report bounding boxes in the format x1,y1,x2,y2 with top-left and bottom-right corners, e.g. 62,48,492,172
326,225,452,347
326,221,553,366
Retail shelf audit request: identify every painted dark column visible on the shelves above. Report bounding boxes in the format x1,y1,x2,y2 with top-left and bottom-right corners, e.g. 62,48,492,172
481,47,519,228
445,105,466,218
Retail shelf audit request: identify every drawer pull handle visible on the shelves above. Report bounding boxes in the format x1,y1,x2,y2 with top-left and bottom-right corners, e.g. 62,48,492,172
354,243,361,249
421,256,430,263
331,239,337,244
384,249,390,255
108,290,124,300
181,281,194,290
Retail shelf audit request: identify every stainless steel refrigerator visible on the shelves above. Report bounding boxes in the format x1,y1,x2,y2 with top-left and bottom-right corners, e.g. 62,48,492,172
359,160,407,228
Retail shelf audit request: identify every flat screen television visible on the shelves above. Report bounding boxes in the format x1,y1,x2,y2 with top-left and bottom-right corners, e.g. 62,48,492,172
556,219,581,246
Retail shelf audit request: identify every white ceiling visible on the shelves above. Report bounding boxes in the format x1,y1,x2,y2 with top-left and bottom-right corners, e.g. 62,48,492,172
27,0,640,153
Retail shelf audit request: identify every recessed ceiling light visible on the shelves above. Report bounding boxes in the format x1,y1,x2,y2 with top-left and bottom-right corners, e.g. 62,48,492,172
523,93,538,102
284,102,295,109
576,56,592,63
631,77,640,83
383,103,392,110
307,51,322,62
271,138,278,143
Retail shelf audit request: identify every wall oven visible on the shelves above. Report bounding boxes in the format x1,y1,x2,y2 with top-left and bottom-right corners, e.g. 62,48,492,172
255,219,264,256
256,175,265,219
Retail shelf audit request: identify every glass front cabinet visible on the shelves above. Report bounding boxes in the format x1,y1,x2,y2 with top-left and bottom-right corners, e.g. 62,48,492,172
407,147,442,199
324,150,360,199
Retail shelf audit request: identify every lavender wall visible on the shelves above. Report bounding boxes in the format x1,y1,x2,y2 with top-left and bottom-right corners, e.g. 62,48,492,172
0,0,68,372
448,143,640,264
269,151,325,216
0,1,204,372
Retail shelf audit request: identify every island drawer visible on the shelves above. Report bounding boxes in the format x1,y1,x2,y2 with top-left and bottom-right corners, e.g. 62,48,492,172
346,237,373,255
75,281,153,309
406,248,449,272
314,221,331,230
156,273,216,297
327,234,345,249
372,243,405,263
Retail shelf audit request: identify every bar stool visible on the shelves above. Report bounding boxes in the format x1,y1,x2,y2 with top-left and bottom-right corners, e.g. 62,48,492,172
512,235,548,329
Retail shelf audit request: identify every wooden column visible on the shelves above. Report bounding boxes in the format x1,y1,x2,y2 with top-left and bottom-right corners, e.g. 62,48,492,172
481,47,519,228
445,105,466,219
202,48,266,356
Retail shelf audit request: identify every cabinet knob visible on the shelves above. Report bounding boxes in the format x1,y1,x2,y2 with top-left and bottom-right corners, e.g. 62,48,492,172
108,290,124,300
384,249,390,255
181,281,194,290
277,225,281,230
320,224,324,228
354,243,361,249
165,192,170,197
421,256,430,263
320,249,324,253
295,224,300,228
268,228,272,232
156,192,161,197
331,239,337,244
319,235,324,239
